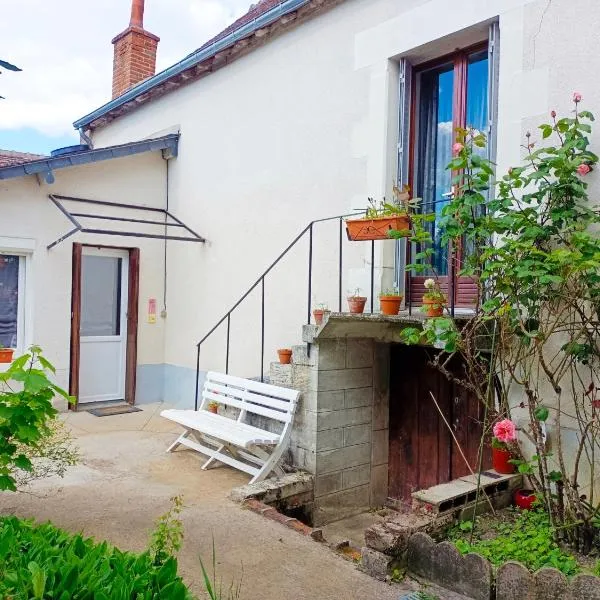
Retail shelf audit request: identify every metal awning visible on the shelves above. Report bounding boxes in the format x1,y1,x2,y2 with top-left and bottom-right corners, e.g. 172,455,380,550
47,194,206,250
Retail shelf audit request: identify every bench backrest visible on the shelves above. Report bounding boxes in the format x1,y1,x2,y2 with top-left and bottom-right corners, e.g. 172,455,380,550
201,371,299,426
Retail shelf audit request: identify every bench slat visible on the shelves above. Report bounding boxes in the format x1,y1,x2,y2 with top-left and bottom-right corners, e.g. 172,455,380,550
207,371,300,402
206,382,295,413
161,410,280,446
202,390,293,423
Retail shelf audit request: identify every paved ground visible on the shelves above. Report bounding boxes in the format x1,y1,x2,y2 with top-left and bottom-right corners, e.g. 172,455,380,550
0,403,417,600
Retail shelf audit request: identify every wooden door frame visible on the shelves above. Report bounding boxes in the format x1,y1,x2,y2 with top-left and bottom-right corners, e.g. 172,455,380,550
406,42,487,307
69,243,140,409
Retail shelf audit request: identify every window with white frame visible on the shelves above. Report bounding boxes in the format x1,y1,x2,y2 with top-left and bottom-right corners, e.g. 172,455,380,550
0,253,26,352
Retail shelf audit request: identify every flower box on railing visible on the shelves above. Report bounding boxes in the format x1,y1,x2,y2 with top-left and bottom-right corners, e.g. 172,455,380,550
345,215,410,241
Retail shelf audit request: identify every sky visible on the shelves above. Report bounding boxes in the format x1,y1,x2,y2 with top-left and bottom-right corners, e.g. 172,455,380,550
0,0,255,154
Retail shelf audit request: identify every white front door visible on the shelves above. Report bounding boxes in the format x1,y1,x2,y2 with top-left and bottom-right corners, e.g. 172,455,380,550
78,247,129,404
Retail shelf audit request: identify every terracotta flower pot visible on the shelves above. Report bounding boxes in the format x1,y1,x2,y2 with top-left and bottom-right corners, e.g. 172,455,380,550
347,296,367,314
313,309,330,326
207,404,218,414
277,348,293,364
345,215,410,241
492,446,515,474
422,297,445,317
0,348,14,364
514,489,537,510
380,295,403,316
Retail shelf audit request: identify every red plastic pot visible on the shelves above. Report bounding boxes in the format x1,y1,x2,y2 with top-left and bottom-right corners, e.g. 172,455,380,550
514,489,537,510
492,447,515,474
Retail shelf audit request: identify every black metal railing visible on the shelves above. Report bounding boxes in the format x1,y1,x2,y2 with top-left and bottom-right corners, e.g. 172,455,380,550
193,213,458,409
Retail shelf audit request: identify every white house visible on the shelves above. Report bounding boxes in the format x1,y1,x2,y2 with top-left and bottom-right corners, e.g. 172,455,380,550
1,0,598,521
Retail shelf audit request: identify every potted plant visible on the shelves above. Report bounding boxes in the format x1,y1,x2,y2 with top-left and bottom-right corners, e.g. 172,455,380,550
492,419,517,474
379,287,403,316
422,278,446,317
0,344,14,363
347,288,367,314
345,185,411,241
313,303,331,326
207,401,219,414
277,348,292,364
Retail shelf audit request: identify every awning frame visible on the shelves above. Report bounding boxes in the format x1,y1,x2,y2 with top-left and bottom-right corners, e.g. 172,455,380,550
47,194,206,250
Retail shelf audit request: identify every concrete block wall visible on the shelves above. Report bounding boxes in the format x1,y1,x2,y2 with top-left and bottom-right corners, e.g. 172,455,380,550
275,337,390,526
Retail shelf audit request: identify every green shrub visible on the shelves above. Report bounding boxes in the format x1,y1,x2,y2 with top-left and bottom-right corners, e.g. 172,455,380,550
0,516,193,599
450,510,579,576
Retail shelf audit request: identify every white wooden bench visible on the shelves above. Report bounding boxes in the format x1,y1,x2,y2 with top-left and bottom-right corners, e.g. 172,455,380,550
160,371,300,483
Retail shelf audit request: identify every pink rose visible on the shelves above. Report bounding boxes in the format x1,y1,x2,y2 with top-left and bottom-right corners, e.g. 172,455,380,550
550,110,556,118
493,419,517,443
573,92,583,103
577,164,591,176
452,142,464,155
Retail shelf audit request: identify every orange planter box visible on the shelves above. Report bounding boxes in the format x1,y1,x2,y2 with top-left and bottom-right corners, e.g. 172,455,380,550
345,215,410,241
0,348,14,363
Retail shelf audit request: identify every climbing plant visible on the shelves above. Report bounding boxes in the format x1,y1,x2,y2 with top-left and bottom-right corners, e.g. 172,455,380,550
399,94,600,553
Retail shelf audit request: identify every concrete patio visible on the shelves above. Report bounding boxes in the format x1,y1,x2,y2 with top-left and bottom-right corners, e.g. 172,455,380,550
0,402,413,599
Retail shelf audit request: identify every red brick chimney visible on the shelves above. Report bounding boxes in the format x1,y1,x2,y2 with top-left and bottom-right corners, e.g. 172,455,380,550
111,0,160,99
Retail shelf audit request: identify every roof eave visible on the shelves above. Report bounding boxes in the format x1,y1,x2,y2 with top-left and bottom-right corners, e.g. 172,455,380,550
73,0,311,131
0,134,179,181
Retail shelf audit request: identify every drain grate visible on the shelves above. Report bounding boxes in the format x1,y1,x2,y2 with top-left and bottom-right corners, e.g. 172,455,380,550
398,593,424,600
87,405,142,417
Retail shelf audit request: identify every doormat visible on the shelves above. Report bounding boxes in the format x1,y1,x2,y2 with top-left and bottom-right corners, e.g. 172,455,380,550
87,405,142,417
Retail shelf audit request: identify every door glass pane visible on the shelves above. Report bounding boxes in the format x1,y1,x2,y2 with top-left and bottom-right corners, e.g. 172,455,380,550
463,51,489,262
81,256,122,336
416,64,454,276
0,255,19,347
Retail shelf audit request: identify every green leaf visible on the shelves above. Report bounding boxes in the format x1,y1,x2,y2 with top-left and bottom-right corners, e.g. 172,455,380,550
534,406,549,422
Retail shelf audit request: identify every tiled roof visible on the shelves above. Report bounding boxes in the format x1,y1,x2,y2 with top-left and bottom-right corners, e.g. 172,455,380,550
195,0,282,53
0,149,46,168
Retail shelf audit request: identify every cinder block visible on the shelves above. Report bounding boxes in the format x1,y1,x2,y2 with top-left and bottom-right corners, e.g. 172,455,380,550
345,339,373,368
317,442,371,474
311,367,373,392
302,324,318,343
371,428,389,466
291,344,318,367
315,471,343,496
342,464,371,489
313,484,370,525
302,390,345,412
345,387,373,408
316,339,347,370
317,428,344,451
344,423,372,446
317,407,371,431
291,363,310,390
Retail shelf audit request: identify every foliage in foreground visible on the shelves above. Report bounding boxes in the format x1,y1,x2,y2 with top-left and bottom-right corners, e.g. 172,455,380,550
0,515,193,600
449,510,579,576
0,346,77,491
399,96,600,553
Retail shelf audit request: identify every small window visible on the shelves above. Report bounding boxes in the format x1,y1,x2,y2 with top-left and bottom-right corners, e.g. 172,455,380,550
0,254,25,351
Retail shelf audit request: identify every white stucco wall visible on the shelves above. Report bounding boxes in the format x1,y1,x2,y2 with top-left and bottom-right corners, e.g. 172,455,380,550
87,0,599,400
0,152,168,396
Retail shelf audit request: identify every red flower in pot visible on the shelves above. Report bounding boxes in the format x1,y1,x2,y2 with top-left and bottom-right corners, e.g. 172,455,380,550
492,418,517,474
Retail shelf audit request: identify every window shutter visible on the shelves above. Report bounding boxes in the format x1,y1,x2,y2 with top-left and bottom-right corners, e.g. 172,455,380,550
395,58,413,288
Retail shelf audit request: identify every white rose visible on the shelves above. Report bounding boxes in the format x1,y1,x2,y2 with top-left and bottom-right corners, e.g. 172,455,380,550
424,278,435,289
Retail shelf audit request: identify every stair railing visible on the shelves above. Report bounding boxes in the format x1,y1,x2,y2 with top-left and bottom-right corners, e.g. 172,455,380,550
193,213,457,409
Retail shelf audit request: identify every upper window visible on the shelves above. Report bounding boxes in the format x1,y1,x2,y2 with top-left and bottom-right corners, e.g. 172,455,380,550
0,254,25,351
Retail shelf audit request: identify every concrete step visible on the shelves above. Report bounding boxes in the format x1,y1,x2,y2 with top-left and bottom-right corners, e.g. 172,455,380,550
291,344,317,367
302,324,319,343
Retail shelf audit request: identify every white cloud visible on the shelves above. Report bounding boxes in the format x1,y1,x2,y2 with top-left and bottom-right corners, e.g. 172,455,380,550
0,0,254,136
